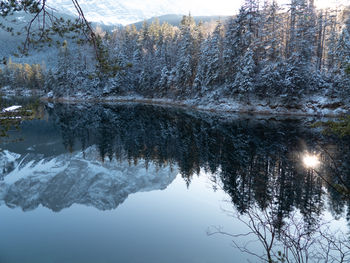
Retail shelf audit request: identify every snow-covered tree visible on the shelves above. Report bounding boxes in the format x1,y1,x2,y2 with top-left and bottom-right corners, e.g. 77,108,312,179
336,16,350,72
195,22,224,96
28,1,349,106
234,48,256,102
175,14,198,96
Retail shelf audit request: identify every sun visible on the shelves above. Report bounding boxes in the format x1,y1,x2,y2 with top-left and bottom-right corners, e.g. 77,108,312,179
303,154,320,168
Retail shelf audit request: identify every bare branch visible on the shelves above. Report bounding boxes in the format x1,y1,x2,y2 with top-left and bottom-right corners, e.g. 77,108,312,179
210,203,350,263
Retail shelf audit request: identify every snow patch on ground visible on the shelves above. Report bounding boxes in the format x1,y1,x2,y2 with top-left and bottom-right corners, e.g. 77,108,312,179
2,105,22,112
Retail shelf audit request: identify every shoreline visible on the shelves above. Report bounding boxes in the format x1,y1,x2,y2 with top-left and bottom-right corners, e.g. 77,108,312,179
40,95,349,118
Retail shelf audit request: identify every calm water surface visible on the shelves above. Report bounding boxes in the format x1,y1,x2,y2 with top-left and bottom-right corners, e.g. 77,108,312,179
0,99,349,262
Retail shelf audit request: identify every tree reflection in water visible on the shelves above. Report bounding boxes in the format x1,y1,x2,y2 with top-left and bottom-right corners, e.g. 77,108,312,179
45,103,350,220
10,102,350,261
0,97,44,141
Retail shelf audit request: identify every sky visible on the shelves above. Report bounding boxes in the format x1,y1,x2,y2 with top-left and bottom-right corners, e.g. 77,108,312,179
54,0,350,25
184,0,349,16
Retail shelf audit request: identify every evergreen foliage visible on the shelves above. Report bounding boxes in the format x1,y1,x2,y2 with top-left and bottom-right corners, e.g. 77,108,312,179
85,3,349,102
3,1,350,104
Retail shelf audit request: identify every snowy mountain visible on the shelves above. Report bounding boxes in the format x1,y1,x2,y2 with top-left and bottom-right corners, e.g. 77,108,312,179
0,146,177,211
132,14,228,28
51,0,233,25
0,11,87,65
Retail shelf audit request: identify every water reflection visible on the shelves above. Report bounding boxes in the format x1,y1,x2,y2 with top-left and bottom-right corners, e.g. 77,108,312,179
1,103,350,228
0,146,176,211
0,96,44,142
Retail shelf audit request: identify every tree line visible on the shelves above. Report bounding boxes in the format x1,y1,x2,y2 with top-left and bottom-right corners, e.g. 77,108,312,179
1,0,349,103
47,0,350,103
0,58,44,89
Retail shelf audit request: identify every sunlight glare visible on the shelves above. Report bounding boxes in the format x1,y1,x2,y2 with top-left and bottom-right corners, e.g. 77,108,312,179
303,154,320,168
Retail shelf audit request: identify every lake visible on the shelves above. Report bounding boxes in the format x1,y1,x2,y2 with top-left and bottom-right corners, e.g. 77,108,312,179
0,99,349,263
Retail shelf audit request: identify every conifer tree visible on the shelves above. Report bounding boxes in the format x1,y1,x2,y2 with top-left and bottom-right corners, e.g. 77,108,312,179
175,14,197,96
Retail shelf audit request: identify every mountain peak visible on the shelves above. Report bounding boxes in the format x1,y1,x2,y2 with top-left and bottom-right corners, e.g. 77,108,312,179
50,0,240,25
52,0,185,25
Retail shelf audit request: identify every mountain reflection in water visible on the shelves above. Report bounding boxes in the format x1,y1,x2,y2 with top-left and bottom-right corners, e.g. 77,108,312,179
1,103,350,229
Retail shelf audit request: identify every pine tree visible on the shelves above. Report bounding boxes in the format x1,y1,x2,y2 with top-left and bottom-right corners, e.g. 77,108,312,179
336,16,350,73
234,48,256,102
261,0,283,62
175,14,198,97
223,16,243,85
54,40,74,96
334,14,350,94
195,22,224,96
326,11,339,72
194,38,210,94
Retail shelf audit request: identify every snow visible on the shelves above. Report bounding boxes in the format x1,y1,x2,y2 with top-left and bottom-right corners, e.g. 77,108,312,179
2,105,22,112
42,94,350,117
0,150,20,163
0,146,178,211
4,157,69,184
2,1,349,119
53,0,240,25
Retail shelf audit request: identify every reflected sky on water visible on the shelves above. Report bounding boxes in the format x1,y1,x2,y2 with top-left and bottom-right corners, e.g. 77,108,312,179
0,174,248,263
0,100,349,262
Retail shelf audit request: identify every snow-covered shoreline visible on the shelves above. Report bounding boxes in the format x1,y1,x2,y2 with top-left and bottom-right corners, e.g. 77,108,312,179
0,86,45,97
41,94,349,117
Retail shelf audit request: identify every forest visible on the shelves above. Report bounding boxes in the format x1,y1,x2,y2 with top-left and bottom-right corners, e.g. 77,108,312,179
0,0,350,109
